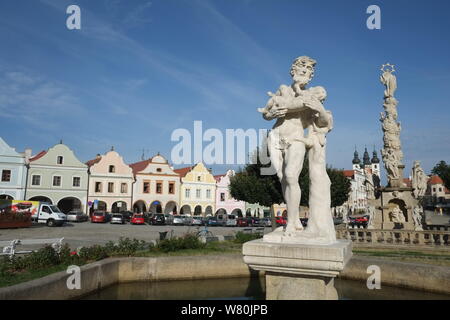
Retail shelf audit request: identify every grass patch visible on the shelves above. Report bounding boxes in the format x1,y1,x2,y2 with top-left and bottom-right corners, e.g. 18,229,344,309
0,237,243,288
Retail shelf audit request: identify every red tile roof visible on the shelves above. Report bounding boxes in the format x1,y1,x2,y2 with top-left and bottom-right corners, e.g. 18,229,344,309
173,166,193,178
343,170,354,178
429,175,444,185
86,156,102,167
29,150,47,162
129,159,152,175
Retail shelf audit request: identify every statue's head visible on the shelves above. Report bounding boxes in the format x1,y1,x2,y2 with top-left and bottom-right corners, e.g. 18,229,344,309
290,56,316,88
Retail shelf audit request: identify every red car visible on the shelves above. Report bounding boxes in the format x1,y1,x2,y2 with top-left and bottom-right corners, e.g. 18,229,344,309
91,211,107,223
237,217,248,227
131,213,145,225
275,216,287,226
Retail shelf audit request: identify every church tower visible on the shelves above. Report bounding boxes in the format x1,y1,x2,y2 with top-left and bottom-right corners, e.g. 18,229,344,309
352,148,361,170
371,148,381,178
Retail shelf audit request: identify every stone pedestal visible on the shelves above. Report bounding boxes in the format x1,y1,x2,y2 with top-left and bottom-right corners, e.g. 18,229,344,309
242,239,353,300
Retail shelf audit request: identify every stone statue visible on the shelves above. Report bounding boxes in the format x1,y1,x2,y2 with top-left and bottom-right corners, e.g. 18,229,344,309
380,64,397,98
366,206,376,229
412,206,424,231
382,148,400,180
259,56,336,244
389,205,405,223
411,160,428,198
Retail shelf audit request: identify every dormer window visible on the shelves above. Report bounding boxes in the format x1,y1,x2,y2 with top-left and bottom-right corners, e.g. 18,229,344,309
109,165,115,173
57,156,63,164
156,168,162,173
197,176,201,182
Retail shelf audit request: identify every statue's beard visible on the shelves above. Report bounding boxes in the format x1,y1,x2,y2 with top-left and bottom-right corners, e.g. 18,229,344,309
292,74,311,88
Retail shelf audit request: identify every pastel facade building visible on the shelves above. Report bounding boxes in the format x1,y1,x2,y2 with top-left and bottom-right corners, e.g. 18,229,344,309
130,154,180,214
214,170,246,217
26,142,88,213
86,149,134,214
0,137,29,200
175,163,216,216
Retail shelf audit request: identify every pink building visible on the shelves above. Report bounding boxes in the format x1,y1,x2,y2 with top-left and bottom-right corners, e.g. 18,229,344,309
214,170,246,217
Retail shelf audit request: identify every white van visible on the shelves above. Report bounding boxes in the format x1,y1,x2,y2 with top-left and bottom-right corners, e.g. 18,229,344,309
31,203,67,227
226,214,237,227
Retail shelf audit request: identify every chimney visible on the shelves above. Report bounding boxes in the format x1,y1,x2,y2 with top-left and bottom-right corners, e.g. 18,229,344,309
24,148,32,164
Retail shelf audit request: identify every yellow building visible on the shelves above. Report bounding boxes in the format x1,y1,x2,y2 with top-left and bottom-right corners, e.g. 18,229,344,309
174,163,216,216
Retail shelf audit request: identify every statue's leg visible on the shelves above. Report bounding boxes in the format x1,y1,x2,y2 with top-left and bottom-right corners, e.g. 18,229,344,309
268,134,284,181
283,142,305,233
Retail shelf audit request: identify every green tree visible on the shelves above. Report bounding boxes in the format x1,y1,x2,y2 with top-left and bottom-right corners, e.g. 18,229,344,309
229,151,350,208
431,161,450,190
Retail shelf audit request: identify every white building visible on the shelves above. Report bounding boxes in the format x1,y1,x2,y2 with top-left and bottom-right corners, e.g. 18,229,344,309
0,137,30,200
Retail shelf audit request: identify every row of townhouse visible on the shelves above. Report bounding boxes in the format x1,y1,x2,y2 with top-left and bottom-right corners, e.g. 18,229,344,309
0,137,268,217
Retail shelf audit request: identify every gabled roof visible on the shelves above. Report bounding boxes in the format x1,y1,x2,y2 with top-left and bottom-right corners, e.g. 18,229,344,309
173,166,193,178
129,159,152,175
429,175,444,185
29,150,47,162
86,156,102,167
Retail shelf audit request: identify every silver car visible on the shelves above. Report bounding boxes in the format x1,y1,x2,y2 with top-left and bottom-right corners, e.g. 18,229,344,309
191,216,204,226
172,215,184,225
110,214,125,224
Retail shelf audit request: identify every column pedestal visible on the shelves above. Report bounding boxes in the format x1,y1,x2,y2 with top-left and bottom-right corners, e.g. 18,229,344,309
243,239,352,300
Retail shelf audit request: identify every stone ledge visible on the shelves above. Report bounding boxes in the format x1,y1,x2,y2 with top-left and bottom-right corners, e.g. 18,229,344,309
243,239,353,277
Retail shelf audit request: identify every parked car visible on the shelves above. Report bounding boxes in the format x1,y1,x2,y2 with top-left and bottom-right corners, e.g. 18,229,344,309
131,213,146,225
260,217,272,227
66,211,88,222
237,217,248,227
150,213,166,225
225,214,237,227
111,214,126,225
206,216,222,227
333,217,344,225
182,215,193,225
275,216,287,227
91,211,108,223
164,214,174,225
172,215,185,226
191,216,204,226
121,211,133,222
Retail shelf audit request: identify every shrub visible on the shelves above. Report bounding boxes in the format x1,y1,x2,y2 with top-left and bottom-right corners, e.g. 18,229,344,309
78,245,109,261
234,231,262,244
114,237,148,256
157,234,205,253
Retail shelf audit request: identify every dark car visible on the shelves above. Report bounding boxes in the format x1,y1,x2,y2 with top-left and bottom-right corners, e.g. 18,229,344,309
237,217,248,227
150,213,166,225
207,216,222,227
120,211,133,222
66,211,88,222
247,217,262,227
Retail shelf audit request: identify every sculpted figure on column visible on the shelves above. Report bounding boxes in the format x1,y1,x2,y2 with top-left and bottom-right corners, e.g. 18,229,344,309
259,56,335,243
411,161,428,198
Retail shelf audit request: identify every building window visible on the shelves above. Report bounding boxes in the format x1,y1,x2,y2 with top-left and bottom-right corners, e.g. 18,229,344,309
156,168,162,173
433,187,436,192
439,188,442,192
169,182,175,194
197,176,201,182
109,165,115,173
31,175,41,186
57,156,63,164
206,189,211,199
196,189,201,199
220,192,225,202
143,181,150,193
53,176,61,187
185,189,190,198
156,182,162,194
1,170,11,182
73,177,81,187
95,182,102,193
121,183,127,193
108,182,114,193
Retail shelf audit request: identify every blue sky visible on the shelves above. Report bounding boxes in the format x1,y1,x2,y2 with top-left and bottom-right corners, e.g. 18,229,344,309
1,0,449,180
